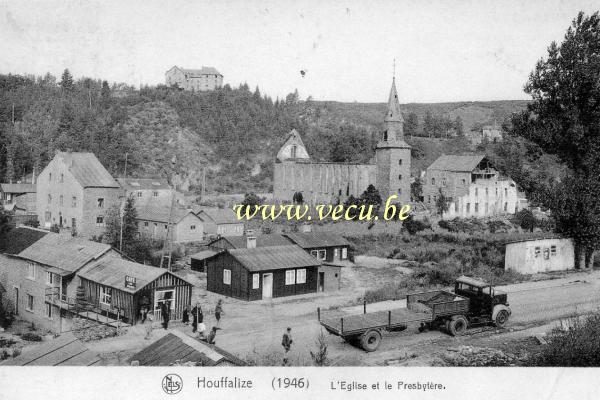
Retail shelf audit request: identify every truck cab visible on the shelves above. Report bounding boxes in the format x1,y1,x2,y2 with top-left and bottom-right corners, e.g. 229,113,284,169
454,276,511,327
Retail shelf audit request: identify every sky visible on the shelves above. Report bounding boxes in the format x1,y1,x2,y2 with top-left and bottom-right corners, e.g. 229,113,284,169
1,0,598,103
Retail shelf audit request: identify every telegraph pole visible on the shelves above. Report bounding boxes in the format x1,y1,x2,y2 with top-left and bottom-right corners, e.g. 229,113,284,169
119,153,129,252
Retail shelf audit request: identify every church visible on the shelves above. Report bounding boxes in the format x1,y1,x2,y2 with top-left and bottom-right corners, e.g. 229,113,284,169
273,78,412,206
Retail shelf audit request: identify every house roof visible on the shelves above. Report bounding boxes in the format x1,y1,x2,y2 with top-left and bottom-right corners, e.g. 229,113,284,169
190,249,218,262
129,330,246,366
228,245,320,272
456,275,491,288
56,152,119,188
283,232,352,249
1,332,100,366
116,178,171,191
210,234,291,249
181,67,222,77
0,226,48,255
0,183,36,193
136,204,195,224
427,154,487,172
197,207,241,225
17,232,112,274
78,256,192,294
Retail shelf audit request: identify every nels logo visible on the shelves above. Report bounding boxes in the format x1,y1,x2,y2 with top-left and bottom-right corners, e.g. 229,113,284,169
162,374,183,395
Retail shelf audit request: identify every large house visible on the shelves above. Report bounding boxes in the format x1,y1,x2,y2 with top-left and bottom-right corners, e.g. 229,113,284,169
36,152,121,238
165,66,223,91
0,227,193,332
273,77,411,205
422,154,518,219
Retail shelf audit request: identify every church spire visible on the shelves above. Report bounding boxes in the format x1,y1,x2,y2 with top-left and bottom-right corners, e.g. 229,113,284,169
385,77,404,124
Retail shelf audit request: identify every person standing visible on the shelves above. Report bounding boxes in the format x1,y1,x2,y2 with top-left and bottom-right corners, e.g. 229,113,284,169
144,313,154,340
192,302,203,334
281,327,293,366
161,301,170,330
214,299,223,326
182,305,190,325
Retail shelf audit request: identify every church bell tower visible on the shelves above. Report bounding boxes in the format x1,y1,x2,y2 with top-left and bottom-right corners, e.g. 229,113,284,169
375,77,412,205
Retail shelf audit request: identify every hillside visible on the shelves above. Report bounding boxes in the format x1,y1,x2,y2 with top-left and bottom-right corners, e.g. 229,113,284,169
0,72,528,196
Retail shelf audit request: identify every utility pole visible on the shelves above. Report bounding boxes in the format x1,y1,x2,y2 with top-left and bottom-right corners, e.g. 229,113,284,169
202,167,206,200
160,187,176,271
119,153,129,252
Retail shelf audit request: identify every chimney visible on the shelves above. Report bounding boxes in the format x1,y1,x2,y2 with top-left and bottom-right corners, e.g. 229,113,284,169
246,235,257,249
301,224,312,233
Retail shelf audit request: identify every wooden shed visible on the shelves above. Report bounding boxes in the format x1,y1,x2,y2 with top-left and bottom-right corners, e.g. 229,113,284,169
76,256,193,324
206,245,321,301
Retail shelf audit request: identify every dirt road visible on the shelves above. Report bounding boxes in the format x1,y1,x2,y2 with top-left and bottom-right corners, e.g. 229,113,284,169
212,270,600,365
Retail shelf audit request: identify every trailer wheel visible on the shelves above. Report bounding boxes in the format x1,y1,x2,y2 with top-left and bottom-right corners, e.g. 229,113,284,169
494,310,510,327
448,316,468,336
360,330,382,352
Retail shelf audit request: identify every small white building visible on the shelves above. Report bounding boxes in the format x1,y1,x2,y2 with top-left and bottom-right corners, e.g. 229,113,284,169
504,237,574,274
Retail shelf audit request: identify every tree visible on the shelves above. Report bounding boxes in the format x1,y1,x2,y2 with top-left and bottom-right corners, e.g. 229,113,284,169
510,12,600,269
343,195,361,220
100,80,111,108
292,191,304,204
423,111,434,138
59,69,74,92
359,184,382,213
404,112,419,138
513,209,536,232
454,116,464,137
411,177,423,202
435,188,450,216
242,192,262,208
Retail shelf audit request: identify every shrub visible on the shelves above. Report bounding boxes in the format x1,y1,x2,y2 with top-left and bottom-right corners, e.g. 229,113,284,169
310,330,329,366
403,215,429,235
530,313,600,366
21,332,43,342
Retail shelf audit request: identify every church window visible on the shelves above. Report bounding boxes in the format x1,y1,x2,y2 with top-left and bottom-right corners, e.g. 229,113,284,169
466,203,470,213
427,195,431,203
398,174,402,180
431,178,435,185
346,185,349,196
291,145,297,158
383,131,388,141
398,189,402,195
398,160,402,165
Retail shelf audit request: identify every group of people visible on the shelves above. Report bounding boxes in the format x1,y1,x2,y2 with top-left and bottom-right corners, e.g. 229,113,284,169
182,299,223,345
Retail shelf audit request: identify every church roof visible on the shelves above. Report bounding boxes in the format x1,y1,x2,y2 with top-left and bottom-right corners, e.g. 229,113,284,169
385,78,404,123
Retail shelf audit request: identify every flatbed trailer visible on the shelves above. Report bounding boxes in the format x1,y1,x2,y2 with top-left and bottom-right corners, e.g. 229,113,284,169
319,290,470,351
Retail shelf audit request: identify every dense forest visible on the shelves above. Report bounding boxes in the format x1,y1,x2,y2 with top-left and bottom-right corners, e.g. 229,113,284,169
0,70,527,196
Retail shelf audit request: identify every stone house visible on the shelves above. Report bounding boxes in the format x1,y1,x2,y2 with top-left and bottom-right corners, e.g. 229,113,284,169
136,205,205,243
116,178,172,203
504,237,575,274
165,66,223,91
0,227,114,332
0,183,36,213
36,152,121,238
422,154,518,219
195,207,244,238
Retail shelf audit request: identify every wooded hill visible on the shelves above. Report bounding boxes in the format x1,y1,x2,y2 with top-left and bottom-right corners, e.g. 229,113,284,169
0,71,528,195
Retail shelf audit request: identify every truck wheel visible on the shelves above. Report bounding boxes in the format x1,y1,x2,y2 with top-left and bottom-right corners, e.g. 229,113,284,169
495,310,510,327
448,316,468,336
360,330,382,352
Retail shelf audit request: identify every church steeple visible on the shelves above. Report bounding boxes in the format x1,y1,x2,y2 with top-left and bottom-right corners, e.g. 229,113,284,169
385,78,404,124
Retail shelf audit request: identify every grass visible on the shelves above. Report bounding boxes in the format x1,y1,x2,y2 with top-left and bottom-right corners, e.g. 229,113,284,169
349,229,538,303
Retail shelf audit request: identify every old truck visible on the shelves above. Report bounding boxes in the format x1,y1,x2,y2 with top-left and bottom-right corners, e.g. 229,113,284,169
318,276,511,351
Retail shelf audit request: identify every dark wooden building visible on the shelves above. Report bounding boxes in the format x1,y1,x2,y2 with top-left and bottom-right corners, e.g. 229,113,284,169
206,245,321,301
283,232,353,262
129,329,246,366
77,256,193,324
